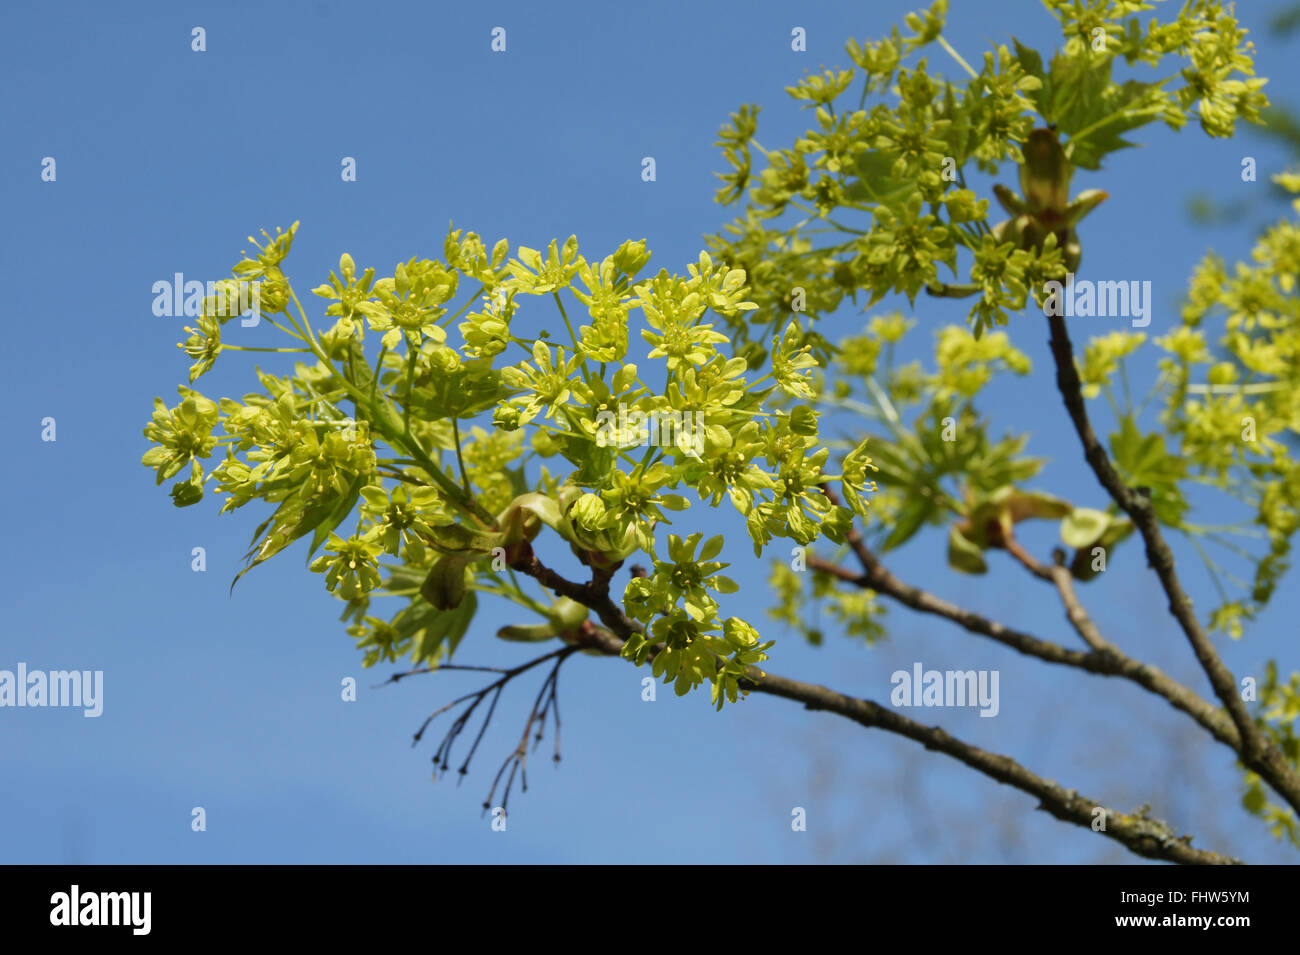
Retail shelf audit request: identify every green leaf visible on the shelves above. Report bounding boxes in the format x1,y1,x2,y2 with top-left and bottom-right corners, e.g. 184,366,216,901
961,486,1072,549
847,150,919,208
1108,415,1188,526
1061,507,1110,549
502,464,531,499
231,495,339,592
881,498,933,551
1243,781,1267,814
170,479,203,507
1001,487,1072,523
497,621,561,643
308,473,367,561
1044,48,1110,137
789,405,819,436
1066,80,1157,171
1012,37,1047,113
947,525,988,575
548,596,590,630
499,491,572,546
570,442,616,486
405,363,509,420
410,592,477,663
420,551,479,610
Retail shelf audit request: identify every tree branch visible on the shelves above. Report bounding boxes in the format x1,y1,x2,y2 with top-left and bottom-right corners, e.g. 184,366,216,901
742,664,1241,864
1045,313,1300,812
1004,535,1108,652
811,486,1241,755
805,550,1240,749
508,547,1240,864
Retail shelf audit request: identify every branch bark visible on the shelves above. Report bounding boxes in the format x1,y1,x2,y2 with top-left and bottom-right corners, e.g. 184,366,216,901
506,545,1241,864
1045,314,1300,813
811,487,1241,752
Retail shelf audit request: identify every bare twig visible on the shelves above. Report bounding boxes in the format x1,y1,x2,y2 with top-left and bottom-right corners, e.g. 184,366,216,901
389,645,579,812
483,649,569,814
1003,535,1109,652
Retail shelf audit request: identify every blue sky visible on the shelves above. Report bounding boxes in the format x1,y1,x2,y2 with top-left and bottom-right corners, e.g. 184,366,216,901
1,0,1298,864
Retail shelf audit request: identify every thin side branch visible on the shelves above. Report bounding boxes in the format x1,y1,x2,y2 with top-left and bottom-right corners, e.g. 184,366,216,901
483,649,568,815
812,487,1241,753
1003,535,1108,652
391,645,579,813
